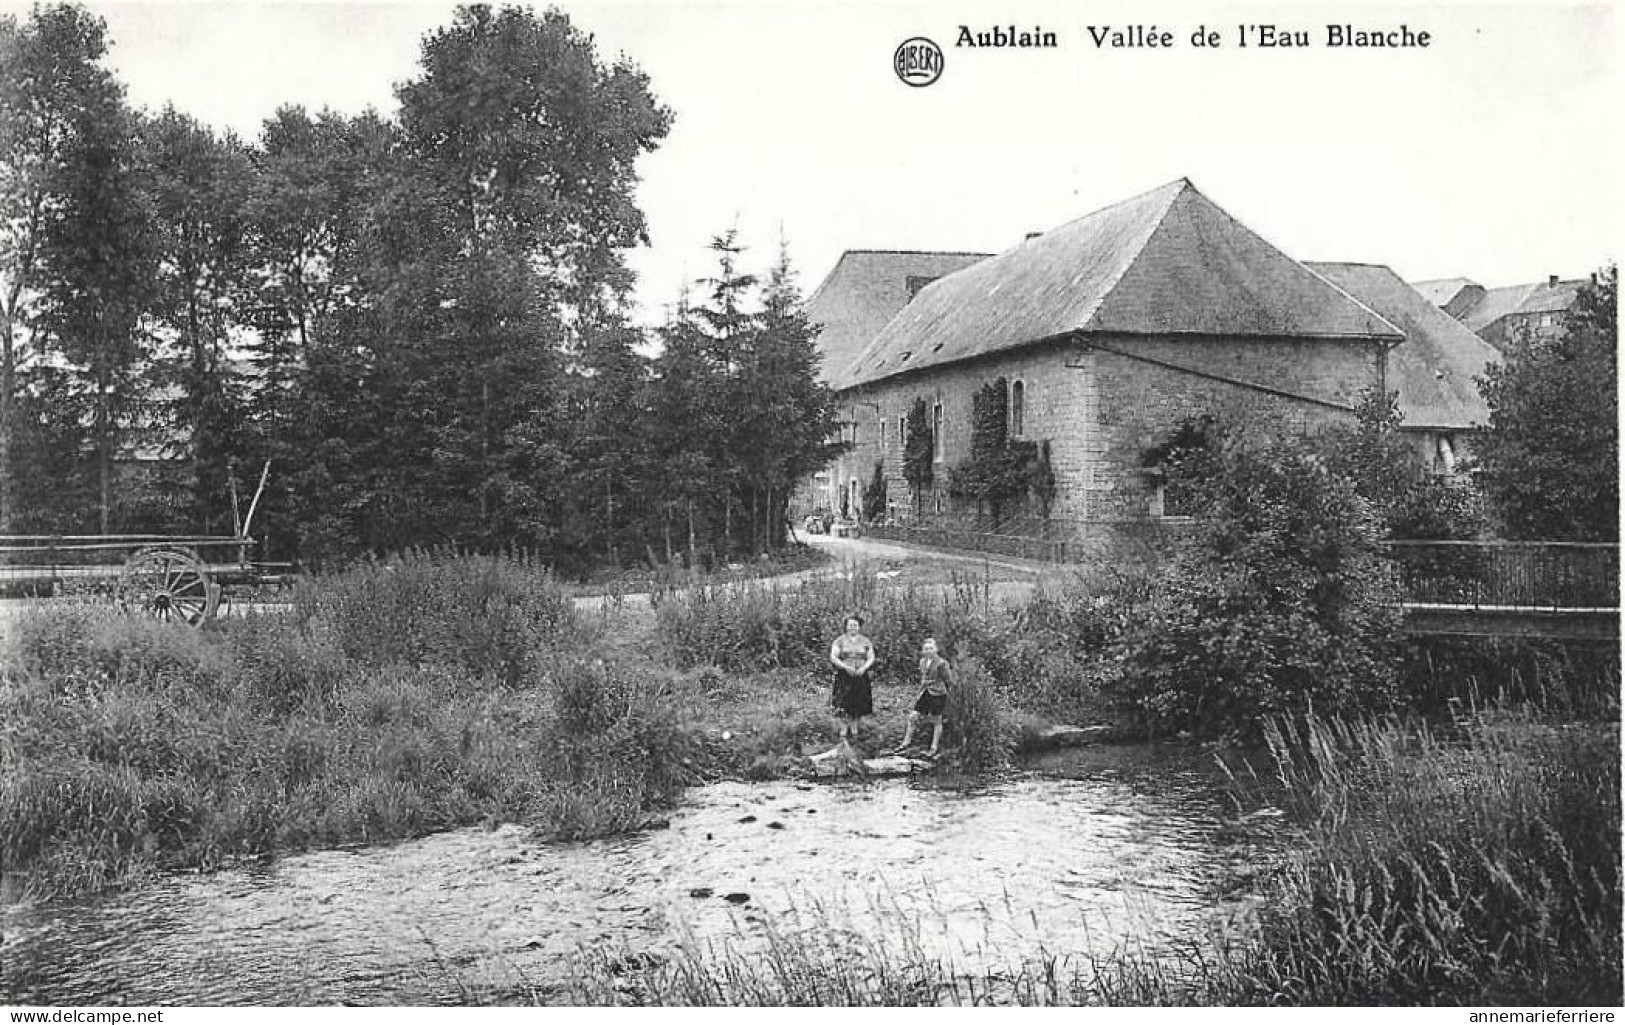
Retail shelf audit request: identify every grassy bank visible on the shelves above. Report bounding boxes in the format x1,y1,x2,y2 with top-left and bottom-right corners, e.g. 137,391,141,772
554,711,1620,1006
1,551,1035,900
1,552,694,899
5,551,1619,1007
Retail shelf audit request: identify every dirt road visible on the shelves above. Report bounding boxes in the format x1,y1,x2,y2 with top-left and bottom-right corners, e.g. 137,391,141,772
0,533,1056,646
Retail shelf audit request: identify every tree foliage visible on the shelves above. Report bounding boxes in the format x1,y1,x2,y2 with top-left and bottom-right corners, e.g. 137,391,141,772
2,4,157,532
0,3,849,580
1317,389,1485,540
1474,265,1618,541
1110,424,1406,737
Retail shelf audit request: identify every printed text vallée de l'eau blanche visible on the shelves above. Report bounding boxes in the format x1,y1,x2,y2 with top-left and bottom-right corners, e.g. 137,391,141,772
954,23,1432,49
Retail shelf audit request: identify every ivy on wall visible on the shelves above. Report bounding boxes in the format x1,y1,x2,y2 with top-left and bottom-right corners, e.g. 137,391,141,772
863,460,887,522
902,395,934,510
948,378,1055,523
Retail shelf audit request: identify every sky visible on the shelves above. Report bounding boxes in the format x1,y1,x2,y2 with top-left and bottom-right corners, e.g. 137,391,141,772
11,0,1619,325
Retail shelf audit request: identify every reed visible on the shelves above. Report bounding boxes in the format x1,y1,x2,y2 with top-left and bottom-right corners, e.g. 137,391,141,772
1222,710,1621,1004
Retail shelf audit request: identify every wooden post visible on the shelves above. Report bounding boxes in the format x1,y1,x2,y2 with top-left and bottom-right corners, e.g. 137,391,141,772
241,461,272,542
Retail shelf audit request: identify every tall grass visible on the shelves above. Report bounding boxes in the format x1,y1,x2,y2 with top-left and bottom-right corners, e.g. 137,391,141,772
1,555,689,899
1221,711,1621,1004
555,892,1216,1006
291,547,573,686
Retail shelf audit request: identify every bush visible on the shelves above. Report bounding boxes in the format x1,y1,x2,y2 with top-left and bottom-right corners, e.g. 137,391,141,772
295,547,575,684
537,657,694,840
939,656,1019,770
0,559,667,898
1110,430,1406,737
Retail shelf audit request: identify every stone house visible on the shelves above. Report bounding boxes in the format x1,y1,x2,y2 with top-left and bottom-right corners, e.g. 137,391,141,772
799,249,989,518
1412,274,1586,353
808,178,1409,542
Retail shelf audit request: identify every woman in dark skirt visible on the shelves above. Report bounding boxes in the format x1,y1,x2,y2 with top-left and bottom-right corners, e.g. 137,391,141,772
828,614,876,742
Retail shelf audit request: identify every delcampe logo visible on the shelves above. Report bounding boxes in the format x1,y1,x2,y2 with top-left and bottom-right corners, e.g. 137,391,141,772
893,37,943,87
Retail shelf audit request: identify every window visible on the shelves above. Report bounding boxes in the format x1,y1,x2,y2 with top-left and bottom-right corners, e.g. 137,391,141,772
897,415,906,446
932,401,944,462
1010,380,1026,437
879,417,887,449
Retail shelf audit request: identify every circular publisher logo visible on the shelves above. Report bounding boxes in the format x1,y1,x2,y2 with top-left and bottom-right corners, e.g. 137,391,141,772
894,37,943,87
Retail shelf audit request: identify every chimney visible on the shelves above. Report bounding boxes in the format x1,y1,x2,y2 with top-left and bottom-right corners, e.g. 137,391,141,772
1548,274,1559,287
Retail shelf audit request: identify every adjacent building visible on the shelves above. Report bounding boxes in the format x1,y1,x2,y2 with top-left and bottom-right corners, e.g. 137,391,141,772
801,249,989,518
1411,274,1586,352
1308,262,1501,474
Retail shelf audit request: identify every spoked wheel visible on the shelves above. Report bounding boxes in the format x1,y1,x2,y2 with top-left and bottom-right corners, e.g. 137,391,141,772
121,547,219,626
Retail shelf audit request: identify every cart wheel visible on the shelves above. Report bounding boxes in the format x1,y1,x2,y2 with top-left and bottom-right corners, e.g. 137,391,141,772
121,547,219,626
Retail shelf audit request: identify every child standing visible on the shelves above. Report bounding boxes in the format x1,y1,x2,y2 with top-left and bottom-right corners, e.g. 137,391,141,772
894,637,951,757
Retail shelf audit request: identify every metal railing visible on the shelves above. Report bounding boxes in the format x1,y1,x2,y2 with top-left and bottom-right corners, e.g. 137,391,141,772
1386,540,1620,611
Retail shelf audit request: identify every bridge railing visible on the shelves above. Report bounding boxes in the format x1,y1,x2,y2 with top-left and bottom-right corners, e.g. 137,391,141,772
1385,540,1620,610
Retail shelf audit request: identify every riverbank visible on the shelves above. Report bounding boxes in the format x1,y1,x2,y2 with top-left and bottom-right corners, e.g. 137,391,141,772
0,547,1065,901
3,549,1618,1004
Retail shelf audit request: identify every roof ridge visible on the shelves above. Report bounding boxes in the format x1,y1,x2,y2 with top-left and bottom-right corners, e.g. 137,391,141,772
838,248,996,258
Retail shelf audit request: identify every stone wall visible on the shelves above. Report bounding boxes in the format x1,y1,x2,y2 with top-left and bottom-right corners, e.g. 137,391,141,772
820,332,1385,535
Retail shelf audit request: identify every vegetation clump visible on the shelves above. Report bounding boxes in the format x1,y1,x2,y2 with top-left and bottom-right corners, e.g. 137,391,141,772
0,554,684,899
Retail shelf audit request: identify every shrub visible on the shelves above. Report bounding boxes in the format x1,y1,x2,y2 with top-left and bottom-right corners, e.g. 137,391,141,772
296,548,575,684
1110,429,1405,737
537,657,694,839
940,656,1019,770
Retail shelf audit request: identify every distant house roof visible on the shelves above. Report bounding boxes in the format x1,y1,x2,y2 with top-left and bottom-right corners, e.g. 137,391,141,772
1309,263,1500,431
805,250,990,386
834,178,1403,391
1411,276,1587,336
1509,278,1586,317
1412,278,1475,306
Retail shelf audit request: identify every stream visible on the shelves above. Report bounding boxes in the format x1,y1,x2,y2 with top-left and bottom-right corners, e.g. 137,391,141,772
1,745,1274,1005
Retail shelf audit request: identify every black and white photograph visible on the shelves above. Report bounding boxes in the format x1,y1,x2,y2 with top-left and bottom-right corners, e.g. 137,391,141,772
0,0,1618,1010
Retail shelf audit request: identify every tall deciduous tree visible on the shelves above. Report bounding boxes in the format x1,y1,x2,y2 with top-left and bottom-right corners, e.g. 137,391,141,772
1474,265,1618,541
19,5,155,532
275,4,670,562
0,4,133,530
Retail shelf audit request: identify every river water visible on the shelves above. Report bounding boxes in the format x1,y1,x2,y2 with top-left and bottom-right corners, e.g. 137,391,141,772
1,746,1272,1005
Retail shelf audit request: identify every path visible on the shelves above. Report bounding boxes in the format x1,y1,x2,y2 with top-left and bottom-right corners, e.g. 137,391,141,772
0,533,1053,645
575,532,1050,617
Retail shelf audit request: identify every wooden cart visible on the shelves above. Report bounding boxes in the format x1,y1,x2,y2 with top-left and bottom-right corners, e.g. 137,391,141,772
0,464,290,625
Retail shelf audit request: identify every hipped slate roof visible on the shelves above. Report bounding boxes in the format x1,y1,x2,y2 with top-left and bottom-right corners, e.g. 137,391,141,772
834,179,1403,391
1309,263,1500,430
805,250,990,385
